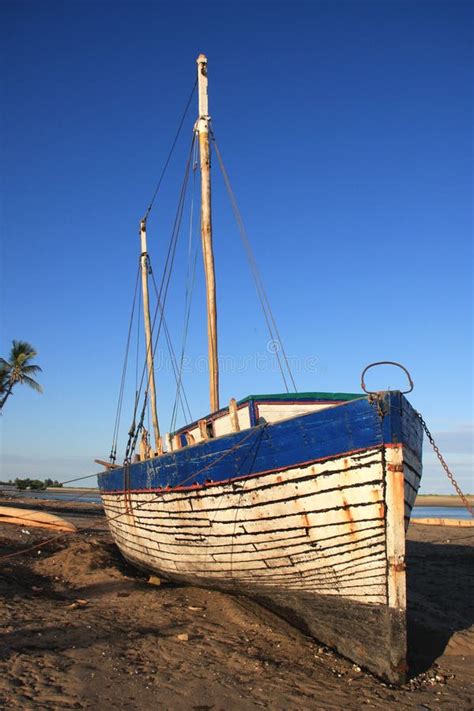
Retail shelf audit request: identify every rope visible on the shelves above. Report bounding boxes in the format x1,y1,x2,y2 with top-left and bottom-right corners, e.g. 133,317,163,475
144,79,197,220
149,268,193,423
170,143,199,433
416,411,473,516
126,134,196,459
211,132,297,393
0,425,266,563
161,310,192,423
111,81,196,461
135,275,142,402
126,391,148,462
110,263,141,462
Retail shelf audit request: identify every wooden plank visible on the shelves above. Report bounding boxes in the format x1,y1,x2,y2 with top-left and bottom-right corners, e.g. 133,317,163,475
95,459,120,469
229,398,240,432
385,444,408,682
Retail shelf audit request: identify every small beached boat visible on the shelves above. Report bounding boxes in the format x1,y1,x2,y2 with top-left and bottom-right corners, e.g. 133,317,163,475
97,55,423,684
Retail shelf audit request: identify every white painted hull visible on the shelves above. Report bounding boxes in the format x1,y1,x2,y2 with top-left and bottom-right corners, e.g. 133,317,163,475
101,442,422,681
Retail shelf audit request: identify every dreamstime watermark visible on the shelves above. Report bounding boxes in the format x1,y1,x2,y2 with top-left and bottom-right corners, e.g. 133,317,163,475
154,340,319,375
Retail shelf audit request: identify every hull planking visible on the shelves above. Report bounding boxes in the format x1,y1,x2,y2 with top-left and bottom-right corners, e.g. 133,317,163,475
98,392,423,683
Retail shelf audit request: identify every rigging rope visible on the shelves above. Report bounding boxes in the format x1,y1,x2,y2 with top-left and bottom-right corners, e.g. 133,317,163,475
144,79,197,220
125,135,196,460
111,82,197,462
211,131,297,393
149,268,193,423
170,142,199,433
135,278,142,403
110,263,141,463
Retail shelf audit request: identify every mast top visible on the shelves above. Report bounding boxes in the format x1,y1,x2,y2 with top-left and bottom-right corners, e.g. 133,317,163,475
196,53,210,130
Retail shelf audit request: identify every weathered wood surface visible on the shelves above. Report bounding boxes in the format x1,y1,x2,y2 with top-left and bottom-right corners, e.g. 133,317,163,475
196,53,219,413
0,506,76,532
99,393,423,683
229,397,240,432
101,444,422,682
177,398,344,445
139,219,160,447
94,459,120,469
103,449,390,602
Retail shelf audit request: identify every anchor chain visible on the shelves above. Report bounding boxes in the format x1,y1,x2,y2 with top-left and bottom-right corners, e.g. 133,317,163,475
416,411,473,516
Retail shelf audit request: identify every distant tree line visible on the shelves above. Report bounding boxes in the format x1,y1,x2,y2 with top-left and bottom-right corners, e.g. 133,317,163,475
12,478,64,491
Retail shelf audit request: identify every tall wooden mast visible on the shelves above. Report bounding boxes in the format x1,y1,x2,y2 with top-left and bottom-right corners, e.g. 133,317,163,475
140,217,160,449
196,53,219,413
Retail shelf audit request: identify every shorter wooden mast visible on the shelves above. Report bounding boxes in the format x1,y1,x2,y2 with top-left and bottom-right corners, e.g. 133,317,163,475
196,53,220,413
140,218,160,450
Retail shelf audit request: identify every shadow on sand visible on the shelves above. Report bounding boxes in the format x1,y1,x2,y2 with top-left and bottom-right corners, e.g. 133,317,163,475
406,537,474,677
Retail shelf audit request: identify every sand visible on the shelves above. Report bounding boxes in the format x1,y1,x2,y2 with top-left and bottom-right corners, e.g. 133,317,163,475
0,498,473,710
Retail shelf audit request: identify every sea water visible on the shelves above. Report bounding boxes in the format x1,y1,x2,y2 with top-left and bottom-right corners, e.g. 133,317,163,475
0,488,101,504
412,506,471,520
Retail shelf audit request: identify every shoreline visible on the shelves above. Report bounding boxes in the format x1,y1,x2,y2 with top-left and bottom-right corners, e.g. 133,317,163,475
415,494,473,508
2,488,473,508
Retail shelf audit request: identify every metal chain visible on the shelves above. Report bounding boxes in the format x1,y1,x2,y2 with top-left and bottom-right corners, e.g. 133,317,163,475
416,411,473,516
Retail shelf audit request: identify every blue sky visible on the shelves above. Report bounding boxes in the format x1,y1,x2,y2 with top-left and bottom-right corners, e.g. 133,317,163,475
1,0,472,494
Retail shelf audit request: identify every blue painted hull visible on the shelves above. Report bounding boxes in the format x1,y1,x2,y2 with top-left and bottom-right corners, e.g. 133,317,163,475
99,392,421,496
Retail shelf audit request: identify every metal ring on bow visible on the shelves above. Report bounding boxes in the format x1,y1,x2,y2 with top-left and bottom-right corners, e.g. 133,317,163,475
360,361,414,395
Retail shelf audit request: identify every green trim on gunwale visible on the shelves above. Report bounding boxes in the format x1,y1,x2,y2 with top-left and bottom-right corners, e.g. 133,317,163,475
237,392,364,404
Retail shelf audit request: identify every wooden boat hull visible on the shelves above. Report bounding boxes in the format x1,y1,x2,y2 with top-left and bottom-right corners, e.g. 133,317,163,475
0,506,76,532
98,392,422,683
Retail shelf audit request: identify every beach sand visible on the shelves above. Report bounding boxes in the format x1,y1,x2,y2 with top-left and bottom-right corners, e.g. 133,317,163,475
0,499,472,710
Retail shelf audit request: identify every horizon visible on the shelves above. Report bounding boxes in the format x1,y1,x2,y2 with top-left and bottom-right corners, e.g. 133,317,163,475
1,481,473,497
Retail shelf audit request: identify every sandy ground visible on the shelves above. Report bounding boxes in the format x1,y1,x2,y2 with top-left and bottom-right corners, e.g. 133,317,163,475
0,499,472,710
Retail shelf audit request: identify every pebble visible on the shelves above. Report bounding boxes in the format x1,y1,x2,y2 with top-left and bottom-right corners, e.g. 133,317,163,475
148,575,161,586
176,633,189,641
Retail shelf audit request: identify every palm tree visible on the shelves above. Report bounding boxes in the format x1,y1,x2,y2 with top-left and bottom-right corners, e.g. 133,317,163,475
0,364,8,395
0,340,43,411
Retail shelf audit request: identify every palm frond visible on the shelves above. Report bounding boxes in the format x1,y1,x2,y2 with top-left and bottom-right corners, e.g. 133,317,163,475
10,340,37,364
0,358,11,372
21,364,43,375
0,370,10,394
22,375,43,393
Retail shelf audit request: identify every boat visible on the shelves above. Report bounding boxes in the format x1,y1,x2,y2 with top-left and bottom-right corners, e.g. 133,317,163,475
97,54,423,684
0,506,76,532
